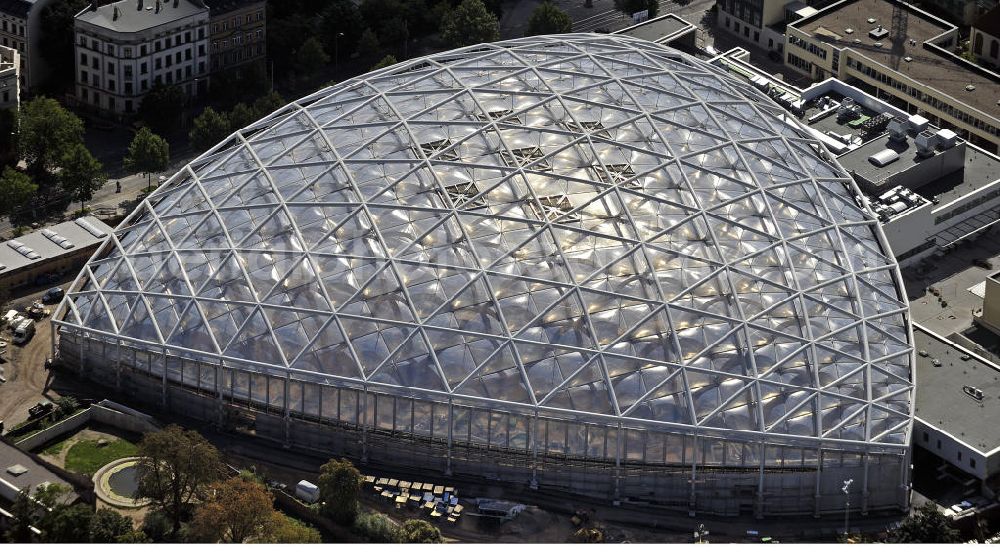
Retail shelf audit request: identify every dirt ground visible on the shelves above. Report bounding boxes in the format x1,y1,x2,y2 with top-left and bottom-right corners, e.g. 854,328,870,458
0,284,66,429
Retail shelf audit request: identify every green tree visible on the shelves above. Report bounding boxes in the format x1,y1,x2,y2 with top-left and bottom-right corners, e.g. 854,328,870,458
138,83,186,134
59,143,106,212
0,108,17,166
37,503,93,543
124,127,170,190
613,0,658,18
4,488,36,543
135,424,223,537
265,514,322,543
295,37,331,78
358,28,381,58
441,0,500,47
189,477,277,543
401,519,442,543
89,508,134,543
527,1,573,35
17,97,85,183
371,54,398,70
353,512,401,542
228,103,256,131
887,502,962,543
116,529,153,543
252,92,287,119
189,108,231,152
0,167,39,219
317,458,361,525
38,0,90,93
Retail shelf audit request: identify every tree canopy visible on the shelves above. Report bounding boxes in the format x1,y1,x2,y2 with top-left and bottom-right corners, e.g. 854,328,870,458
527,1,573,35
372,54,399,71
887,502,962,543
441,0,500,48
59,143,106,212
401,519,442,543
124,127,170,189
88,508,134,543
0,167,39,219
18,97,85,183
190,108,231,152
190,476,278,543
295,37,331,78
135,425,223,537
138,84,186,134
4,488,36,543
317,458,362,525
37,503,93,543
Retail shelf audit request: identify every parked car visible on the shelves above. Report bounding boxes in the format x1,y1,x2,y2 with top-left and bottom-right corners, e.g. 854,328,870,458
27,401,53,419
11,319,35,345
42,287,65,304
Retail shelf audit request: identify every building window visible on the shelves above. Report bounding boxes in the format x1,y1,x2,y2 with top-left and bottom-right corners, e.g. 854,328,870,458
922,432,928,442
79,52,87,65
991,40,999,59
141,44,147,56
971,458,977,469
141,62,148,74
108,79,115,90
106,44,113,55
185,31,191,43
975,33,984,55
107,62,114,74
125,100,133,113
958,451,963,461
124,47,132,57
937,440,941,449
754,31,759,42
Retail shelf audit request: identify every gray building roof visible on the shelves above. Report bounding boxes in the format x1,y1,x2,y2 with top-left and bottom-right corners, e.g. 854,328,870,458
76,0,207,33
0,440,78,505
613,14,695,45
0,0,35,19
913,325,1000,455
0,216,113,277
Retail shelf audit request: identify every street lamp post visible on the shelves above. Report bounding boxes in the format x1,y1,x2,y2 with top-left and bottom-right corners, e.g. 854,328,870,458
842,478,854,537
335,32,344,68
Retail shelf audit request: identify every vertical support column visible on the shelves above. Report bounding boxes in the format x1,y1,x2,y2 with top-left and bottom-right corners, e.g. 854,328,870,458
900,450,911,512
216,362,225,428
445,399,454,476
115,338,122,390
756,441,766,519
613,422,623,502
79,333,86,378
814,449,823,518
161,347,168,407
861,452,870,515
689,434,698,517
283,371,292,448
529,411,539,489
49,320,57,362
362,389,371,463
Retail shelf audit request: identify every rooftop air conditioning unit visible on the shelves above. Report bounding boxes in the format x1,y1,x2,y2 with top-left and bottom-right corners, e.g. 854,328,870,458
887,117,907,142
936,128,958,149
915,129,938,157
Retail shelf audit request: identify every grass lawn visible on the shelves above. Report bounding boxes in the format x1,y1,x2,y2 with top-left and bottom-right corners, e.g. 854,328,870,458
41,438,68,456
64,439,139,476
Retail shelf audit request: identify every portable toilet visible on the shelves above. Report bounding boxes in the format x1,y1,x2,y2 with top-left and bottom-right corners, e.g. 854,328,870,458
295,480,320,503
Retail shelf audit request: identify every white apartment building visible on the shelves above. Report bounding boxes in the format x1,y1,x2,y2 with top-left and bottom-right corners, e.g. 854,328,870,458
716,0,822,54
0,0,57,92
0,43,19,109
972,5,1000,68
74,0,210,116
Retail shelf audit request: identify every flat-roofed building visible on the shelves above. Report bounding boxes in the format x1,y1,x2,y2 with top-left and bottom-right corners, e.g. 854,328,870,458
978,271,1000,337
0,440,78,507
918,0,997,26
912,324,1000,480
785,0,1000,155
203,0,264,74
0,216,113,295
614,13,697,50
74,0,210,116
0,0,58,92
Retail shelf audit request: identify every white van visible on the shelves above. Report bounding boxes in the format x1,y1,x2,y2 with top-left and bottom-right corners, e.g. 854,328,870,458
12,319,35,345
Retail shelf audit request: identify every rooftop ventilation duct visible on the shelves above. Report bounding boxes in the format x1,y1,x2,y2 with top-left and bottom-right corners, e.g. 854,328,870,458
936,128,958,149
887,117,907,142
915,129,938,157
907,114,929,134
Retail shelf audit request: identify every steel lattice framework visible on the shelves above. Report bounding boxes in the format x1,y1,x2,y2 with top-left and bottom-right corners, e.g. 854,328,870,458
56,34,913,455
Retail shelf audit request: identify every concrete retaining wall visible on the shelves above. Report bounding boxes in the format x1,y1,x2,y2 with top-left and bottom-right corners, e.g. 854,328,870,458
15,404,159,452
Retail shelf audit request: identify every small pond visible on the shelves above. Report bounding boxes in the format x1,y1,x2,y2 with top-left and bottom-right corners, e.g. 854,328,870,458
107,463,142,499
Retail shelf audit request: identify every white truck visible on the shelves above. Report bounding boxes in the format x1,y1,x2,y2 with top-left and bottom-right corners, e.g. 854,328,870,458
11,318,35,345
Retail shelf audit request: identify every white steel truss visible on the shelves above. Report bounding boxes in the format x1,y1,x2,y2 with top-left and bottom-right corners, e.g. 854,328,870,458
55,35,913,452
